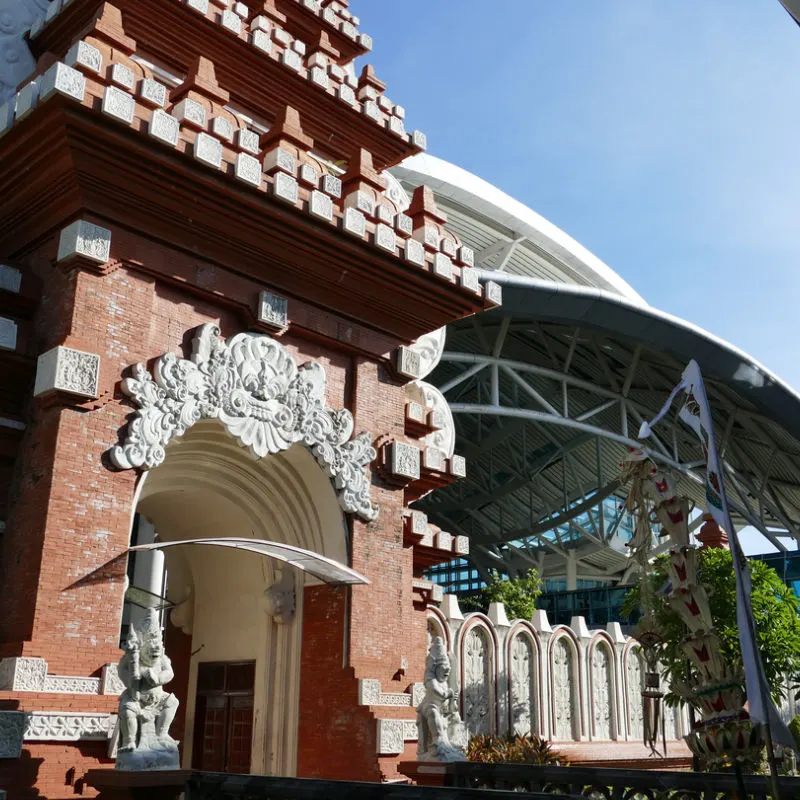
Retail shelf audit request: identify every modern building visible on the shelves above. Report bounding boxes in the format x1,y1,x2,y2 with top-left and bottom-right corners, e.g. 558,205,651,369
2,2,800,798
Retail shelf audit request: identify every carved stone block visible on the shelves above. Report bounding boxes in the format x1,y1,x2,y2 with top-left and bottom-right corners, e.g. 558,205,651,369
0,711,25,758
360,33,373,50
57,220,112,266
388,116,406,138
460,267,480,294
194,132,223,169
337,84,356,106
298,163,319,187
173,97,206,129
454,536,470,556
485,281,503,306
362,101,380,122
102,86,135,125
263,147,295,175
235,152,262,187
251,15,271,32
38,63,85,104
233,1,248,16
396,347,421,380
291,39,307,55
375,224,396,253
410,510,427,537
458,245,475,267
406,401,424,422
450,455,467,478
186,0,209,12
220,9,241,34
281,49,303,72
404,238,425,267
212,116,234,141
257,290,288,330
309,190,333,221
34,346,100,399
342,207,366,238
435,530,452,552
410,682,426,707
390,441,420,481
65,40,103,74
344,190,374,217
321,173,342,198
412,130,428,150
273,26,292,46
273,172,299,204
376,204,393,224
0,265,21,293
25,711,114,741
394,104,406,120
139,77,167,108
395,212,413,237
0,317,17,350
432,253,453,281
376,719,404,755
441,237,457,258
358,678,381,705
109,63,134,90
0,103,13,137
0,657,47,691
43,675,101,694
101,663,125,695
310,66,329,89
236,128,260,155
149,109,179,147
252,29,273,54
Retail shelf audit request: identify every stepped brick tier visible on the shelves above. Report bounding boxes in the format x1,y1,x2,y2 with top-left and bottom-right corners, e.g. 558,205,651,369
0,0,498,796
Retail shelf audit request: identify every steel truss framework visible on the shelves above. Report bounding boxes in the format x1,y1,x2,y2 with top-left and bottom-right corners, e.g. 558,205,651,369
420,308,800,586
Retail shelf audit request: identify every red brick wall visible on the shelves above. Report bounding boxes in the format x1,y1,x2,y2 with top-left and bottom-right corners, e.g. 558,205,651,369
1,225,428,790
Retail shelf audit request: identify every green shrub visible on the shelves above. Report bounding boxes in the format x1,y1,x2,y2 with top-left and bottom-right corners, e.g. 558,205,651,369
466,733,564,765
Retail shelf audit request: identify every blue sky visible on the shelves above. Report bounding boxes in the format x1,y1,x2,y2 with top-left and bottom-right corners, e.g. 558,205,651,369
357,1,800,554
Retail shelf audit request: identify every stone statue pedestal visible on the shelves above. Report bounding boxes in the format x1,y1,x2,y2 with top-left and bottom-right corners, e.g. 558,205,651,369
115,721,179,771
84,768,189,800
397,761,447,786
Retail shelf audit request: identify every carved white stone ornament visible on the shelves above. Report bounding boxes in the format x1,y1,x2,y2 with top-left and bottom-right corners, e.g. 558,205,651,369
0,657,47,691
264,569,295,624
463,627,492,736
110,324,379,520
591,644,613,740
552,637,577,741
34,345,100,399
57,219,112,265
404,380,455,458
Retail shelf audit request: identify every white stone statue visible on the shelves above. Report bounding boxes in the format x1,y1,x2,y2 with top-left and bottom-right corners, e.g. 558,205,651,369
417,637,467,762
116,609,180,770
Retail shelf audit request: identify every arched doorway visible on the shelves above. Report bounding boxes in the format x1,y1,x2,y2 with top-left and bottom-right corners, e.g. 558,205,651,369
131,419,350,776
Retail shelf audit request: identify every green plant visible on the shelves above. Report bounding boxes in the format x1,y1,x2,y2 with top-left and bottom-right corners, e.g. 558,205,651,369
466,733,564,765
482,569,542,621
623,548,800,705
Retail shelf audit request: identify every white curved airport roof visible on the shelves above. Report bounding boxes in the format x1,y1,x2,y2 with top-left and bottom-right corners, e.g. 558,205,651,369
392,153,646,304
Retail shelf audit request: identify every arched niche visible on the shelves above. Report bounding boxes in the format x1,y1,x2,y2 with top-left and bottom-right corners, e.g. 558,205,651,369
458,617,497,737
506,623,541,737
623,642,645,742
426,606,450,654
549,629,581,742
587,634,617,741
133,418,350,777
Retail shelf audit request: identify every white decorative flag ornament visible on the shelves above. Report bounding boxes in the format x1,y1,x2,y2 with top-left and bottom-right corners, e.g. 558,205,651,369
639,359,795,751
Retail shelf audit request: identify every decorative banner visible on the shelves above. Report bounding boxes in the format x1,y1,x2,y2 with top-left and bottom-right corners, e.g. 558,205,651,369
639,359,795,751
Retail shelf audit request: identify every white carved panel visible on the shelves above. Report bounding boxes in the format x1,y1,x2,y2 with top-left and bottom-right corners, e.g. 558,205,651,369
591,644,613,740
626,648,644,741
463,627,492,736
34,346,100,399
552,638,577,741
109,324,378,520
376,719,404,755
510,634,537,736
43,675,101,694
24,712,114,741
0,657,47,691
101,663,126,695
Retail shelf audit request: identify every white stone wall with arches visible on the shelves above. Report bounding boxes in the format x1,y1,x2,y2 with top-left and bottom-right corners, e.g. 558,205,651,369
431,597,690,745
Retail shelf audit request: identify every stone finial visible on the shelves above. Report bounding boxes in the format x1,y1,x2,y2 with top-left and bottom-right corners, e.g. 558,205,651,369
531,609,552,633
487,602,510,628
570,615,591,640
171,56,229,105
440,594,463,621
341,147,384,193
606,621,626,645
358,64,386,93
696,513,729,549
85,3,136,55
259,105,313,153
407,185,446,224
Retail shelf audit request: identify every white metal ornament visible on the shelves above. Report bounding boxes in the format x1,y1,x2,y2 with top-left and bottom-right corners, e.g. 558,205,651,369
110,324,378,520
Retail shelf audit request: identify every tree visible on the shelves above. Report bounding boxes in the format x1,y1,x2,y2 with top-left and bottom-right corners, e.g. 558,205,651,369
477,569,542,621
623,548,800,704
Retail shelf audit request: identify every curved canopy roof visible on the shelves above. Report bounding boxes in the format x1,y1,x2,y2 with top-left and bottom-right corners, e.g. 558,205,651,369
392,154,645,304
417,274,800,585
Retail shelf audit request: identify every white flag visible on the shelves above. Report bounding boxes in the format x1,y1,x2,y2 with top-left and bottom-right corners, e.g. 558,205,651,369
639,359,795,750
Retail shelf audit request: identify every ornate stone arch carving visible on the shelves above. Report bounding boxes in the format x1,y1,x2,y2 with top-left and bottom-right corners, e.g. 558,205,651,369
459,617,497,737
623,642,644,741
110,324,378,521
588,635,617,740
507,624,540,737
549,628,580,742
426,607,450,653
